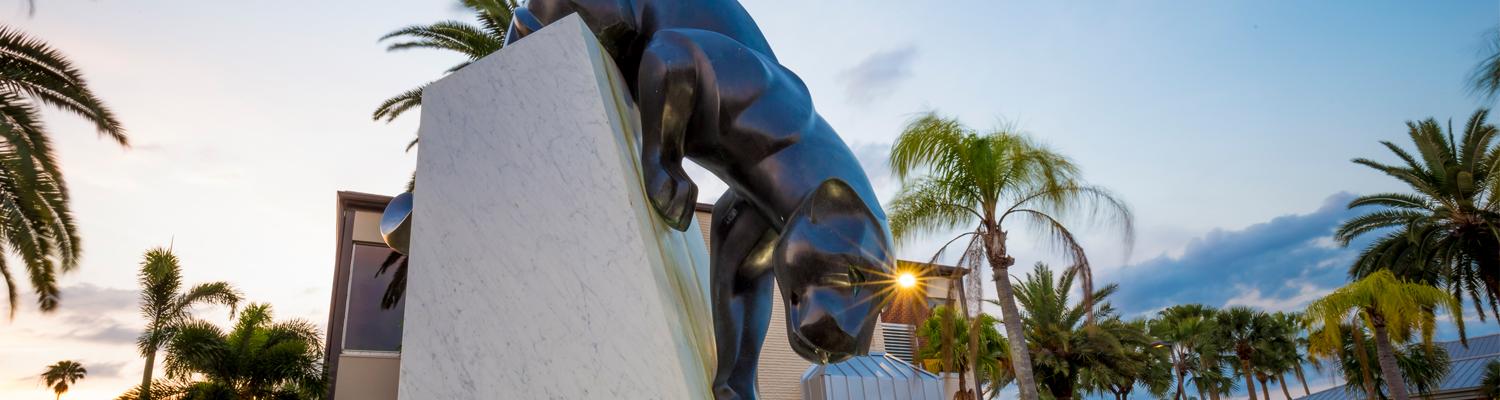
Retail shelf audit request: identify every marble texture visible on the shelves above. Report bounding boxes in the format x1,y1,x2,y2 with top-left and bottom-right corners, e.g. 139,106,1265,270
399,15,716,399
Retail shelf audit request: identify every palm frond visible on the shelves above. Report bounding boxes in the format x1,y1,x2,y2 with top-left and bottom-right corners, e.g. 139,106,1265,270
0,26,127,144
372,84,426,123
176,281,241,319
886,176,979,244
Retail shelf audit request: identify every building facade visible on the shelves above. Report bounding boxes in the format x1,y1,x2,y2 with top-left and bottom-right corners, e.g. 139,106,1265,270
323,192,961,399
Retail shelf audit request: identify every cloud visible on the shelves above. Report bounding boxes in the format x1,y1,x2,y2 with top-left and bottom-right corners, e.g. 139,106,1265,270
1223,282,1330,312
10,284,141,344
55,284,136,314
83,360,130,378
1104,192,1368,317
840,46,918,105
61,316,139,345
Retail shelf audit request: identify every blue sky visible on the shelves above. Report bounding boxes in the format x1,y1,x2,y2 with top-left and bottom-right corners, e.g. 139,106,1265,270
0,0,1497,398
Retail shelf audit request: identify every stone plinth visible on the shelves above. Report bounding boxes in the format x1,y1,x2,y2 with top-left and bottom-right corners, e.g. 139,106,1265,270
399,15,716,399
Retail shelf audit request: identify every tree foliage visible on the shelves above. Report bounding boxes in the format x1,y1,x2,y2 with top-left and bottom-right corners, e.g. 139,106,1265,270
373,0,516,125
1009,263,1152,400
0,25,128,315
41,360,86,399
887,111,1134,400
916,305,1011,398
135,248,241,400
1337,109,1500,323
120,304,326,400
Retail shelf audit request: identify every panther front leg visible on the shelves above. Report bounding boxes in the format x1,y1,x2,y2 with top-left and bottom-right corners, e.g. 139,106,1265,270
636,29,705,232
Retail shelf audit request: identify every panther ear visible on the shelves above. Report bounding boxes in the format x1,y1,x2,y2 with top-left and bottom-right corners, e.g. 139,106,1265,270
775,179,892,276
801,179,872,226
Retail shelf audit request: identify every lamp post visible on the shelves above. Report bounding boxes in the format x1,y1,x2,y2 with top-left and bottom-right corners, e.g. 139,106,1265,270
1154,340,1186,400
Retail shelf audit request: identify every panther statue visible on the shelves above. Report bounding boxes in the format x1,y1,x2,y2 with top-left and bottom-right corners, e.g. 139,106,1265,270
503,2,897,398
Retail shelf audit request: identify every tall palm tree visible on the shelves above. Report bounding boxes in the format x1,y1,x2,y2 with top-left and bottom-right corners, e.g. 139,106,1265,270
1265,311,1315,399
1246,312,1296,400
41,360,85,400
1304,270,1465,400
373,0,515,129
0,25,128,316
888,112,1134,400
1216,307,1272,400
1149,304,1222,400
121,303,327,400
1007,263,1141,400
1335,109,1500,321
134,247,241,400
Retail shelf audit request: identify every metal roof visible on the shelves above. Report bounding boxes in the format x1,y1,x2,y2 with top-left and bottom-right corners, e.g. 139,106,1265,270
1297,334,1500,400
802,353,945,400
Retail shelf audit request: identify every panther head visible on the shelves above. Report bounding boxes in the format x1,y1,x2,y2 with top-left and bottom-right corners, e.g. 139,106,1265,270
774,179,895,364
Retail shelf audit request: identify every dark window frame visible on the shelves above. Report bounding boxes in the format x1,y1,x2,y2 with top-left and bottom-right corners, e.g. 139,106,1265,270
324,191,394,399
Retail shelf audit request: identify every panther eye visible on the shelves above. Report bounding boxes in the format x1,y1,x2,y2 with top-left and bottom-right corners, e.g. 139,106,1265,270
847,265,866,284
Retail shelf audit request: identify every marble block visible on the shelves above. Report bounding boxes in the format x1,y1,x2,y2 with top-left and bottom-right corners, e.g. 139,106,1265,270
399,14,716,399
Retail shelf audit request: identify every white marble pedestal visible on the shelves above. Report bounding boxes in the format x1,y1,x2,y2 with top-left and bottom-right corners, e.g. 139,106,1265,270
398,15,716,399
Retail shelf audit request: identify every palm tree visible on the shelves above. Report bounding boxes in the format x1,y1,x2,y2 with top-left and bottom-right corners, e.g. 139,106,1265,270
134,247,241,400
1304,270,1465,400
1246,312,1298,400
373,0,515,130
121,303,327,400
1081,319,1172,400
1316,322,1451,399
1335,109,1500,321
1007,263,1142,400
1216,306,1274,400
887,112,1134,400
916,305,1011,399
1481,360,1500,399
1149,304,1222,400
0,25,128,316
1471,30,1500,101
41,360,85,400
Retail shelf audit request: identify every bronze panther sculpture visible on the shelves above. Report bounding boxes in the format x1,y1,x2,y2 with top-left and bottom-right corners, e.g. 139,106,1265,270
505,1,896,398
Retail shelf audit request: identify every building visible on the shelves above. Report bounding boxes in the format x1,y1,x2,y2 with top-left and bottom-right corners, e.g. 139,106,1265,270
323,191,964,400
1296,334,1500,400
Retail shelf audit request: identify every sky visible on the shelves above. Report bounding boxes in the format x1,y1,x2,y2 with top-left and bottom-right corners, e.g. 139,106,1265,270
1,0,1498,398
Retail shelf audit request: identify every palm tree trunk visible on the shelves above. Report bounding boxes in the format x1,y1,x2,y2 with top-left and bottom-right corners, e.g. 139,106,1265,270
1370,313,1411,400
1174,355,1188,400
1350,325,1379,400
956,368,969,400
1258,376,1271,400
1294,363,1311,395
139,349,155,400
984,229,1038,400
1202,357,1220,400
1241,358,1258,400
1277,374,1293,400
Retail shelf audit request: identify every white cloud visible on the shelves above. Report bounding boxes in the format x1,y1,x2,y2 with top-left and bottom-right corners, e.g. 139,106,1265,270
1223,281,1332,312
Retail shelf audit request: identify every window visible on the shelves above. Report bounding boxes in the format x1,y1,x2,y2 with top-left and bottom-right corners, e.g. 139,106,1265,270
343,243,405,352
